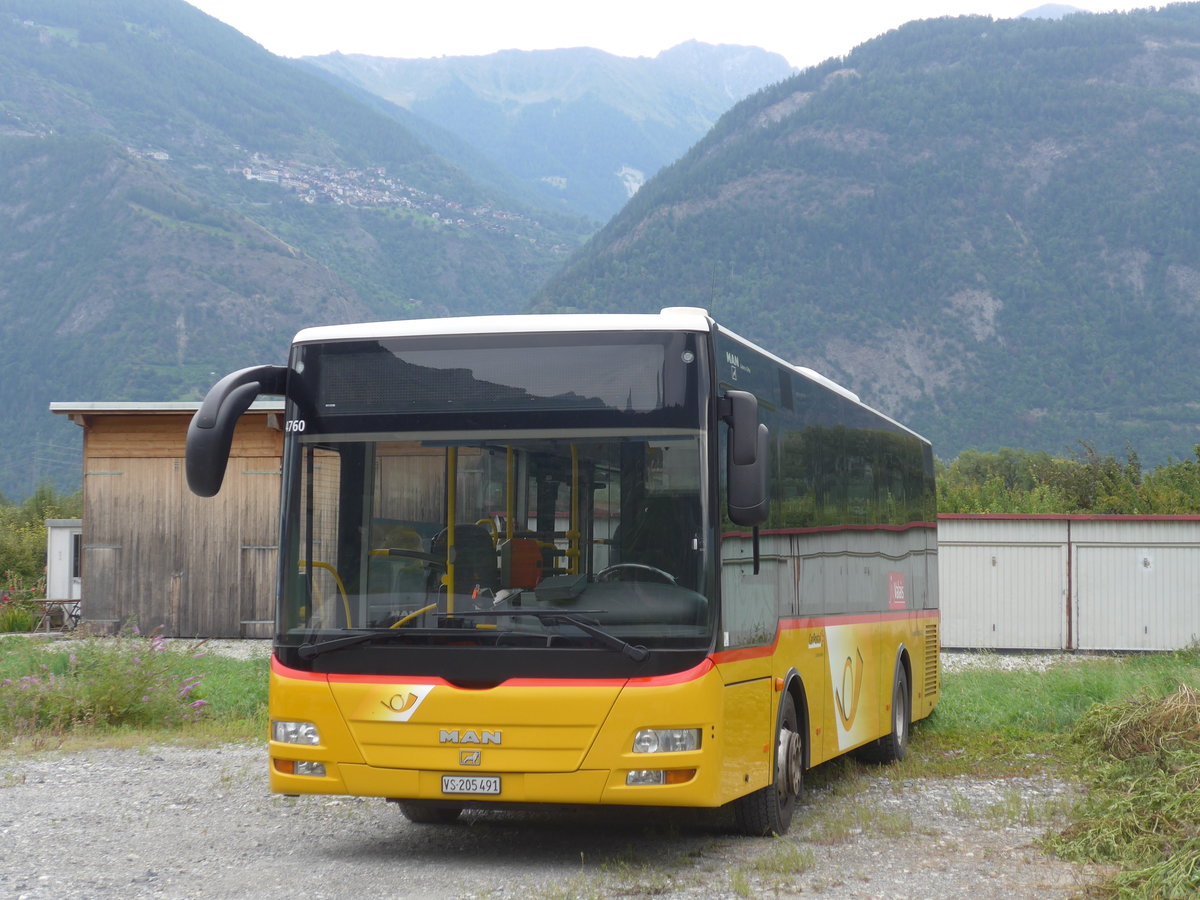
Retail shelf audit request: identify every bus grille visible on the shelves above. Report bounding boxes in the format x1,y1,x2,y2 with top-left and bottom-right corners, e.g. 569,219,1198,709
924,621,940,698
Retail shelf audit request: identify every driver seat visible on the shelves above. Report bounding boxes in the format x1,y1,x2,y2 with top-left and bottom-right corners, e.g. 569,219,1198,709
617,495,699,586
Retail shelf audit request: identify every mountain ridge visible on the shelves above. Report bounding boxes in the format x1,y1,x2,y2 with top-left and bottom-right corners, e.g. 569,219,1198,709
303,42,795,220
534,6,1200,464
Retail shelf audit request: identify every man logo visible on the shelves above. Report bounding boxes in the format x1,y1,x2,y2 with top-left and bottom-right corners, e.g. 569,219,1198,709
439,729,501,744
460,750,482,766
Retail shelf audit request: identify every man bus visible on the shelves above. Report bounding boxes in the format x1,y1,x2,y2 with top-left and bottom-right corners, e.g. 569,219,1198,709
186,306,938,835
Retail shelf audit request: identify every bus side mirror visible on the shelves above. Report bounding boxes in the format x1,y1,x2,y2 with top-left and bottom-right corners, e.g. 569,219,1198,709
186,365,288,497
723,391,769,526
725,390,759,466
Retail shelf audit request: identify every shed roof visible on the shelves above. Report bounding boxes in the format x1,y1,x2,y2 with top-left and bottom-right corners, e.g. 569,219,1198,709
50,401,284,415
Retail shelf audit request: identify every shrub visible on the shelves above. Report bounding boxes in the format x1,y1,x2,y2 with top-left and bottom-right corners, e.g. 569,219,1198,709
1052,680,1200,898
0,627,209,738
0,598,36,633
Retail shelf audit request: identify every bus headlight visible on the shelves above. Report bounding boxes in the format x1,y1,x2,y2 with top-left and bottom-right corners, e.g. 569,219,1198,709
272,720,321,745
274,759,327,777
632,728,701,753
626,768,697,786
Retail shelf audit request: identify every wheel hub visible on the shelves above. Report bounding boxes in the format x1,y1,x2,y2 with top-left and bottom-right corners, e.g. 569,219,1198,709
776,728,802,798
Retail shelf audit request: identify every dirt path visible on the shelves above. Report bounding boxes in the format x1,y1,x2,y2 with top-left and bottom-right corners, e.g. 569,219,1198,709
0,742,1103,900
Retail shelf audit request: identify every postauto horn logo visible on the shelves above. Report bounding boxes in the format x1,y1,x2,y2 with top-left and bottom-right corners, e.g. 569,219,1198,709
377,685,434,721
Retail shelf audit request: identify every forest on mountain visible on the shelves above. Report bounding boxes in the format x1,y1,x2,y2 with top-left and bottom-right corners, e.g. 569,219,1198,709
536,5,1200,466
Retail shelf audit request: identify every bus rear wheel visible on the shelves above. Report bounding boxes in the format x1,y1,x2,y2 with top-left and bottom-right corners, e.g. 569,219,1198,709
394,801,463,825
856,667,910,764
732,693,802,836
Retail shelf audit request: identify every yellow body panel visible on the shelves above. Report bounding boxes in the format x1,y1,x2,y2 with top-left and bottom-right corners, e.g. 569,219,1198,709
268,613,939,808
805,613,940,766
329,680,623,771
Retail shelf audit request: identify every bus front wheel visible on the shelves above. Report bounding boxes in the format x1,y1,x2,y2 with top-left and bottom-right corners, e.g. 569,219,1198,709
732,693,802,836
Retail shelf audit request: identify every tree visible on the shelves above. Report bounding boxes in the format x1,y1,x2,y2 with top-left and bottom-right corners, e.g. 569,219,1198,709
0,482,82,592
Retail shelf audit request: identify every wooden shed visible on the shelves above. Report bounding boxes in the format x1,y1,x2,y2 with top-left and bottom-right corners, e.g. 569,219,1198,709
51,401,284,638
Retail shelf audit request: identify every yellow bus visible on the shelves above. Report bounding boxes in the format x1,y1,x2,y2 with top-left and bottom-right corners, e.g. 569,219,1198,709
186,307,939,835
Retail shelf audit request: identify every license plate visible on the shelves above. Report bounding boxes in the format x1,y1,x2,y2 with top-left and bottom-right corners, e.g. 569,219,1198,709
441,775,501,795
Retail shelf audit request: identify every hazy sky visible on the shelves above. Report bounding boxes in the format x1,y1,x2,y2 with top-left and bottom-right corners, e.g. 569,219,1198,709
187,1,1141,69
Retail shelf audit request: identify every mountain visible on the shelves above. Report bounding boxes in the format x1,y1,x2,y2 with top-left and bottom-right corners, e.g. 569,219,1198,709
0,0,588,499
533,5,1200,465
302,43,796,221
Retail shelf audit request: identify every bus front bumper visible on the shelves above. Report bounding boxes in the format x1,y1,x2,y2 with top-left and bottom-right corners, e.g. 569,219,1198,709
270,757,720,808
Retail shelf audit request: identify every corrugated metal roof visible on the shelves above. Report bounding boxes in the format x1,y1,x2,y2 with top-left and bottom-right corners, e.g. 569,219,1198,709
940,513,1200,523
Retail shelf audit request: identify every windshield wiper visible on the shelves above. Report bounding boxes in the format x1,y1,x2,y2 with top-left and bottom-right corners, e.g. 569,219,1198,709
297,630,407,660
456,609,650,662
296,610,651,663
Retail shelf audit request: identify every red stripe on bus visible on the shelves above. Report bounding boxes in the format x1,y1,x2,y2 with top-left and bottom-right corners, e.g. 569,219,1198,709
270,654,714,688
722,521,937,538
711,609,939,664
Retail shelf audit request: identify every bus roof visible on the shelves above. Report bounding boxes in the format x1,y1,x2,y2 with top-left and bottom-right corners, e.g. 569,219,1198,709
289,307,927,445
292,307,715,344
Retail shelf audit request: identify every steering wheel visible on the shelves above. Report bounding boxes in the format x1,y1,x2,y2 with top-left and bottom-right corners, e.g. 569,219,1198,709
595,563,677,585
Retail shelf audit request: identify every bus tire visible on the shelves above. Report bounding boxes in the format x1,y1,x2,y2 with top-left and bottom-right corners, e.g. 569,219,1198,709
856,666,910,764
395,802,463,825
732,692,802,836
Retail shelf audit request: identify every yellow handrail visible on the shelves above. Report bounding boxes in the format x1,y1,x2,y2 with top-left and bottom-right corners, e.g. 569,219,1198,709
298,560,352,627
390,603,438,629
568,444,580,574
475,518,498,546
445,448,457,612
506,446,515,542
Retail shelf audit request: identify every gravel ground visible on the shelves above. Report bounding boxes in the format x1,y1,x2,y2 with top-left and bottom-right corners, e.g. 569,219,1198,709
0,648,1105,899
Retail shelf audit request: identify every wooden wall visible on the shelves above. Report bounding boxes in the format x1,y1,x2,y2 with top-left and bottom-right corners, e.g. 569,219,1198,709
81,412,282,638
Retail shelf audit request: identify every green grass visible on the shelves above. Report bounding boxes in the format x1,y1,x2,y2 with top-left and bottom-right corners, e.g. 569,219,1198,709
922,649,1200,899
898,651,1200,777
0,632,268,748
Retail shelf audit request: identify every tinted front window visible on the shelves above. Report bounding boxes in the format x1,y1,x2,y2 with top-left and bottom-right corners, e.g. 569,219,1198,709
292,331,699,423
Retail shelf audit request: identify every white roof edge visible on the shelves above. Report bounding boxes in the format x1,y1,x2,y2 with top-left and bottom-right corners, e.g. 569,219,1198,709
292,308,714,344
49,400,284,414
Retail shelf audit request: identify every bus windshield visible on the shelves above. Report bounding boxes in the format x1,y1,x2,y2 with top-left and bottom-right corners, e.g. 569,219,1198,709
278,430,713,657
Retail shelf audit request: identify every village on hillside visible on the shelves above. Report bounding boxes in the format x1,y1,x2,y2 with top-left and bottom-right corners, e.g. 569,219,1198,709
126,146,573,253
